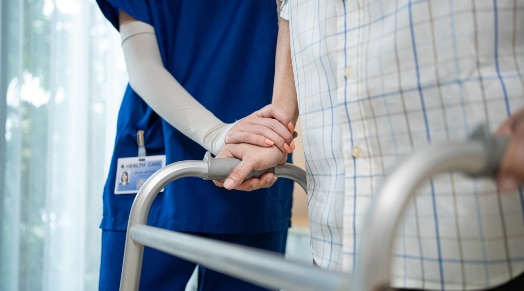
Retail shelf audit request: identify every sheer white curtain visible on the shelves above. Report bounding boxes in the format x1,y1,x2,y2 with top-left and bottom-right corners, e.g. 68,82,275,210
1,0,126,290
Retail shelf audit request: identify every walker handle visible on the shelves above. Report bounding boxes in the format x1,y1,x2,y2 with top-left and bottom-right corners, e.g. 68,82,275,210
203,152,275,180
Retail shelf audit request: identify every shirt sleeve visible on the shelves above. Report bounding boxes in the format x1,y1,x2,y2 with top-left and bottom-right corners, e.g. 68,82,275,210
95,0,152,31
280,0,289,20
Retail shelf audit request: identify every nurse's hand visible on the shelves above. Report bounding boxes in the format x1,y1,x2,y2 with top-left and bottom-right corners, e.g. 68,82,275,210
496,107,524,193
225,105,297,154
213,143,287,191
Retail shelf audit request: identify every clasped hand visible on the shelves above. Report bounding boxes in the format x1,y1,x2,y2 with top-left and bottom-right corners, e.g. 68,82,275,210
213,104,296,191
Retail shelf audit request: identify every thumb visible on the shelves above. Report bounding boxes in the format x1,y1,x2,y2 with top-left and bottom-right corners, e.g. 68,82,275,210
223,160,255,190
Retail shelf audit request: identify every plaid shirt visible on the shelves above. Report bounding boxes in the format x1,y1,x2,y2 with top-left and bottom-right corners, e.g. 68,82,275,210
282,0,524,289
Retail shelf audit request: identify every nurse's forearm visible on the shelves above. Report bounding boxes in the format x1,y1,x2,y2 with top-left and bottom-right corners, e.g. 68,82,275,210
119,16,232,155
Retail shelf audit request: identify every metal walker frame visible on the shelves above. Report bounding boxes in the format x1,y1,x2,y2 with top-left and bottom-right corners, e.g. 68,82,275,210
120,126,507,291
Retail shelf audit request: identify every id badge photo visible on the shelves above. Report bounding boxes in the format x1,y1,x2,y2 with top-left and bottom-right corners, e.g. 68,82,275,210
114,155,166,195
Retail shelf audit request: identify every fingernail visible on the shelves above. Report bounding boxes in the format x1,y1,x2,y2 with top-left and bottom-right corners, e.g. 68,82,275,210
499,176,518,193
290,140,296,150
265,138,275,146
288,122,295,133
224,179,234,189
284,143,292,153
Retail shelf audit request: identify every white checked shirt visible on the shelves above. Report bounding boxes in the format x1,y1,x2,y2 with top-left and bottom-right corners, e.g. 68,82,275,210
282,0,524,289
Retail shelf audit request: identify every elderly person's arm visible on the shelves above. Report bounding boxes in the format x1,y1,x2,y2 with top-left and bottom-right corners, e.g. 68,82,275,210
215,0,299,190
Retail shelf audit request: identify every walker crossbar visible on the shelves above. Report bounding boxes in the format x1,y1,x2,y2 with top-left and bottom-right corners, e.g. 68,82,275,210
120,126,506,291
129,224,347,291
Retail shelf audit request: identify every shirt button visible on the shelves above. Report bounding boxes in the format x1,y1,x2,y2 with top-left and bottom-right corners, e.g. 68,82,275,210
351,145,362,158
344,66,353,78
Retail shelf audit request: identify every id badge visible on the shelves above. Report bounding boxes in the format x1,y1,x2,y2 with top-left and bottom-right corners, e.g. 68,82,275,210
114,155,166,194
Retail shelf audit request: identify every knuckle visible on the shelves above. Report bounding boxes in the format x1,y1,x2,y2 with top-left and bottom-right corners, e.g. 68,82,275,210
229,167,248,182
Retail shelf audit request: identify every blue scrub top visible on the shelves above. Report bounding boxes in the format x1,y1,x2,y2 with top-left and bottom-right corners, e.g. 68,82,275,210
96,0,293,233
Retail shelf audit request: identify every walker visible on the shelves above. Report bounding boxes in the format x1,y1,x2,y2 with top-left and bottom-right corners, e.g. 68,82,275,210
119,125,507,291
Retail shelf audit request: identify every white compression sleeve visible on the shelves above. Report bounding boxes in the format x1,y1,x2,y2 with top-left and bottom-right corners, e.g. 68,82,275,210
120,21,234,155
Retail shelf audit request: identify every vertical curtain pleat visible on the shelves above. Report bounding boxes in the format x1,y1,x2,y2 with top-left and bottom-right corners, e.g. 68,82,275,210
2,0,24,290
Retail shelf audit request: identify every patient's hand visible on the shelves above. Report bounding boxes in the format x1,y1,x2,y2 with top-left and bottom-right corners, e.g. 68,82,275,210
213,143,287,191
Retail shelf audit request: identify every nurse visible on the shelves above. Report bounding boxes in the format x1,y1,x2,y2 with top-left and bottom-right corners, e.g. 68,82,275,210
95,1,295,290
